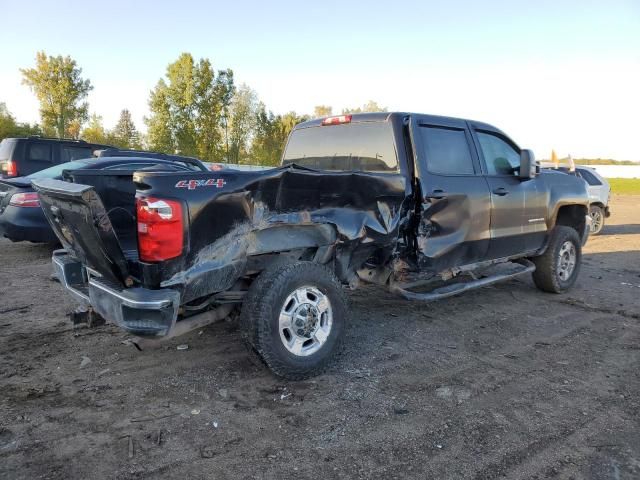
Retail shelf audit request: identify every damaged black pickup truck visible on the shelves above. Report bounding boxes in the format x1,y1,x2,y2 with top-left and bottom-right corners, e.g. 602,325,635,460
33,112,591,379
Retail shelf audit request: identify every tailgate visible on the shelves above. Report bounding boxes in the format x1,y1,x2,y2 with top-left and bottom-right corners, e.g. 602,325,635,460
31,178,131,287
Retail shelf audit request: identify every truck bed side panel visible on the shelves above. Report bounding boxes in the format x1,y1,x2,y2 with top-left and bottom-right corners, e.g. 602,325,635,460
135,166,410,301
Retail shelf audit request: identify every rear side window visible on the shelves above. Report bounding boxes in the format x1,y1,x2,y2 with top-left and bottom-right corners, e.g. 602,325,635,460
0,139,15,161
477,132,520,175
282,122,398,172
578,169,602,186
418,126,474,175
28,143,52,162
61,145,93,162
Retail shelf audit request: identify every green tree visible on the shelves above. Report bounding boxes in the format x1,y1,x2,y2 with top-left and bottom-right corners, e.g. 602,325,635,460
0,103,42,140
342,100,387,114
251,107,308,166
112,109,141,149
279,111,309,138
146,53,234,160
252,104,286,166
80,114,108,144
20,51,92,138
228,84,257,164
313,105,332,118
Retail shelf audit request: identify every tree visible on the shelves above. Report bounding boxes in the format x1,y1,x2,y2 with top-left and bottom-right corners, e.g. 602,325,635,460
146,53,234,161
66,119,81,139
227,84,258,164
251,107,309,166
20,52,92,138
342,100,387,114
0,102,42,140
313,105,332,118
112,109,141,149
279,111,309,138
251,105,286,166
80,114,108,144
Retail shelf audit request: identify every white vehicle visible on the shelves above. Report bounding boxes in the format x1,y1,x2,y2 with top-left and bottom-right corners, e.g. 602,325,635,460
575,167,611,235
542,161,611,236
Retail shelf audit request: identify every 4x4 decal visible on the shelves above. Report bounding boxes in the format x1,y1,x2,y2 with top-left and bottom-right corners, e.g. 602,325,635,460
175,179,226,190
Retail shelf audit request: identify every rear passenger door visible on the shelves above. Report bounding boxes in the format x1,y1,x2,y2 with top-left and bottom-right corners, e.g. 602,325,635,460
410,116,491,272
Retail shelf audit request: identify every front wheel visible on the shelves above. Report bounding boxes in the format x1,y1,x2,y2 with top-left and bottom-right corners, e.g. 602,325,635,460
240,261,348,380
589,205,605,235
531,226,582,293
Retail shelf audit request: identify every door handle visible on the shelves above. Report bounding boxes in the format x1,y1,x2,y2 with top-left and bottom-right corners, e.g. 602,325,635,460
492,187,509,196
425,189,447,200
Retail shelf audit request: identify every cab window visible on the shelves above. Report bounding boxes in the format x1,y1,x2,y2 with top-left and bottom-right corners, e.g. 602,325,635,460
477,132,520,176
283,122,399,173
418,126,475,175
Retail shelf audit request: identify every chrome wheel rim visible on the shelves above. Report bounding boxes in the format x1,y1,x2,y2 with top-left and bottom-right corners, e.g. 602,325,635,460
589,209,603,233
557,240,577,281
279,286,332,356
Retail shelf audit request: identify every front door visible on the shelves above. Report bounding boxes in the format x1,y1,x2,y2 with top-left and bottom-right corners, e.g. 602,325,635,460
472,129,546,257
410,116,492,272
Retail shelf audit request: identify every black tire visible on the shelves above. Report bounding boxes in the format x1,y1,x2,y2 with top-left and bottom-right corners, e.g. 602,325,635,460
589,205,605,235
532,226,582,293
240,261,348,380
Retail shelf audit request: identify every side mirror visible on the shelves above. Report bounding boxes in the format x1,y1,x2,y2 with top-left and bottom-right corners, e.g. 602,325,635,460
519,149,538,179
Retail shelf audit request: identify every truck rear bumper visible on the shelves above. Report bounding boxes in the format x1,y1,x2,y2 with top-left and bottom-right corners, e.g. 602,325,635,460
53,250,180,336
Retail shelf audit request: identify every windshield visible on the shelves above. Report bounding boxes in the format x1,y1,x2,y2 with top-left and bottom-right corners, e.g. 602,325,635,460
26,159,95,179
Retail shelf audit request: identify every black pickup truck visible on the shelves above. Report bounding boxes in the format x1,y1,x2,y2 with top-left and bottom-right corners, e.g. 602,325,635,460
33,112,590,379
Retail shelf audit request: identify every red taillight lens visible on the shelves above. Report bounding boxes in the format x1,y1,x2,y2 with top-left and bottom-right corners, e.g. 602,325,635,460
9,192,40,207
321,115,352,126
136,196,184,262
1,160,18,177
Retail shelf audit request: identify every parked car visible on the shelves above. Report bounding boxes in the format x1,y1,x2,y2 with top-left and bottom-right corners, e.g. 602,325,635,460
0,136,111,179
0,155,208,243
576,167,611,235
542,165,611,235
34,112,591,379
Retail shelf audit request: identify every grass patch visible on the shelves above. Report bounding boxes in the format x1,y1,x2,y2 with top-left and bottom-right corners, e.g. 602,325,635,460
608,178,640,195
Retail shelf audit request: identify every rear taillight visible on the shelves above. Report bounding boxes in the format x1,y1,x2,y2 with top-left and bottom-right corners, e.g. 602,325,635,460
9,192,40,207
1,160,18,177
321,115,352,126
136,196,184,262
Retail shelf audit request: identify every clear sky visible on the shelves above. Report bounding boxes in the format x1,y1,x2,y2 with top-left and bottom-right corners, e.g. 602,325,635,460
1,0,638,160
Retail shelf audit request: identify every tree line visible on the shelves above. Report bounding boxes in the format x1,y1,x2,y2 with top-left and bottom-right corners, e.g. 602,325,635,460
1,51,386,166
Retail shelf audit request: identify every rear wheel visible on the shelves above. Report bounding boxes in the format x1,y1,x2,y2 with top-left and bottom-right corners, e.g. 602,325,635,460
240,261,347,380
589,205,605,235
532,226,582,293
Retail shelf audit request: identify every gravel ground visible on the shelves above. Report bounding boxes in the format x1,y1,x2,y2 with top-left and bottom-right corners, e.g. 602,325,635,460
1,195,639,480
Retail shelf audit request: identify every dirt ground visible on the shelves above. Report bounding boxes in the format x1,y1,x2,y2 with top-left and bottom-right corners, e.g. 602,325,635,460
1,195,638,480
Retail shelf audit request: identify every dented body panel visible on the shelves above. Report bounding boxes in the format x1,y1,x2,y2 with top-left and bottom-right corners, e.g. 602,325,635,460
133,166,411,302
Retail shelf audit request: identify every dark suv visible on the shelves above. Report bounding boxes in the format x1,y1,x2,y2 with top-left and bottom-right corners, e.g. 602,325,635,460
0,136,111,179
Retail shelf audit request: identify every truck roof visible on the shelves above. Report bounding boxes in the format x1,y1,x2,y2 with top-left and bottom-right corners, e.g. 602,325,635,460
294,112,505,136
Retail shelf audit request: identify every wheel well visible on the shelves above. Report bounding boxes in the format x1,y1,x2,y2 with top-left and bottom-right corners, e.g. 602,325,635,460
590,201,605,209
555,205,587,236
